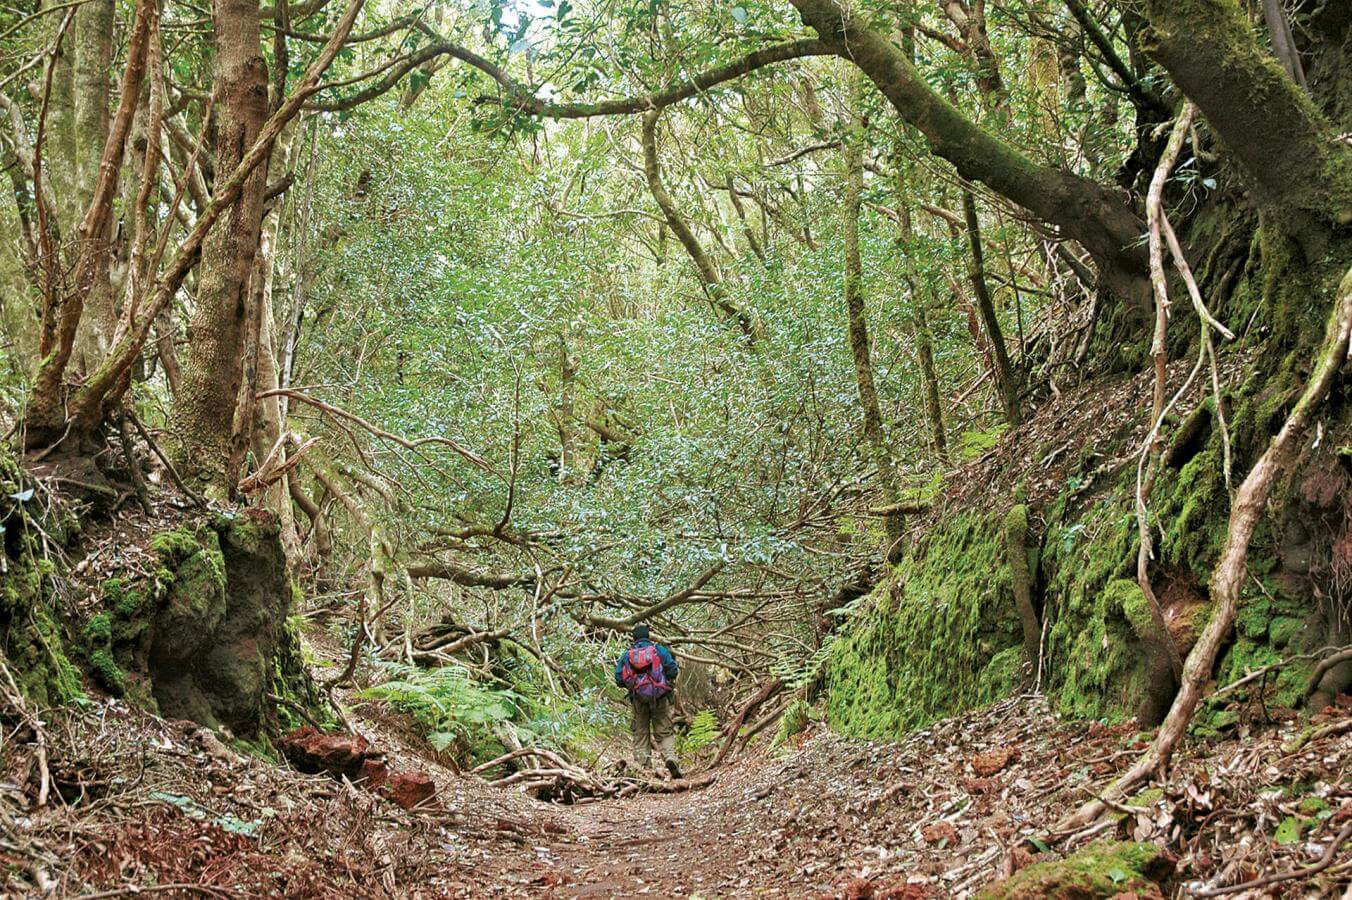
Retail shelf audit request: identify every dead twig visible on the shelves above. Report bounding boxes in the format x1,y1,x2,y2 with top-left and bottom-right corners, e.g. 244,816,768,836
1196,821,1352,896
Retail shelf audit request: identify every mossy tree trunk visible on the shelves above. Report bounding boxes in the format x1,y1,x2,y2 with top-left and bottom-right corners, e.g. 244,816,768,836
1137,0,1352,251
1002,505,1040,669
841,83,901,551
168,0,270,494
789,0,1148,299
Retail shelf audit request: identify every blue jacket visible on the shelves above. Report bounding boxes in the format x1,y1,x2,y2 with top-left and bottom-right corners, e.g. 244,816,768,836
615,639,679,689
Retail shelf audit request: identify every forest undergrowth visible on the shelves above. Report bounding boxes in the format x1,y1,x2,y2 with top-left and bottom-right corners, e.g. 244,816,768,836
2,638,1348,897
5,0,1352,895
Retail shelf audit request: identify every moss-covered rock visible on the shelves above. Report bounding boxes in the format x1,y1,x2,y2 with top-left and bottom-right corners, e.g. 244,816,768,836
85,511,324,740
977,841,1174,899
1039,497,1154,721
825,511,1024,737
0,454,82,707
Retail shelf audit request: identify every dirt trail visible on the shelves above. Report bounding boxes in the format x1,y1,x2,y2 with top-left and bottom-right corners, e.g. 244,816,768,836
434,695,1352,898
4,687,1349,897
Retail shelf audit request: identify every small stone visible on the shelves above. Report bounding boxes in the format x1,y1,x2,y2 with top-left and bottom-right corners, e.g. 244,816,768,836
358,756,388,789
971,748,1012,777
921,821,959,846
385,770,436,810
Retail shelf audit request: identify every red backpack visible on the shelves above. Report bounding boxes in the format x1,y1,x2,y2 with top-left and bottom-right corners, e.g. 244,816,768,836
621,644,671,701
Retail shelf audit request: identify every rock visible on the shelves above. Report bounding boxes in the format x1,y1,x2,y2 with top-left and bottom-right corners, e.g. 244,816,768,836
977,841,1174,899
384,771,436,810
971,748,1013,777
280,726,380,779
921,821,959,846
963,776,999,794
358,756,389,789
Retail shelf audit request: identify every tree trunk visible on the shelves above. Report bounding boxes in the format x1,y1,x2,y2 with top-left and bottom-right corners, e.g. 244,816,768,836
640,109,754,343
252,231,303,566
1139,0,1351,249
168,0,269,494
911,293,948,464
961,190,1021,427
24,0,155,449
44,0,78,242
841,91,901,551
70,0,115,377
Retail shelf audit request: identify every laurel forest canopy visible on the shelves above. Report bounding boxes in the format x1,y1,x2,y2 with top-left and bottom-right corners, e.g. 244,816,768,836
2,0,1352,889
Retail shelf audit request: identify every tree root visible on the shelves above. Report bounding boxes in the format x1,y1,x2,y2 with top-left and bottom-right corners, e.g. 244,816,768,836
1056,264,1352,834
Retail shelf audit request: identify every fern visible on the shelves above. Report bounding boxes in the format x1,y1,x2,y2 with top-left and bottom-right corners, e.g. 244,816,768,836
362,662,521,762
678,709,719,755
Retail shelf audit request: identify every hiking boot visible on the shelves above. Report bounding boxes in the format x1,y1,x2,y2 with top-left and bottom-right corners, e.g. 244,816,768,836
665,759,683,779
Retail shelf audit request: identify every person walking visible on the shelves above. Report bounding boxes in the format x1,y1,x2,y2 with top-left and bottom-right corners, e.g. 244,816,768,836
614,624,682,778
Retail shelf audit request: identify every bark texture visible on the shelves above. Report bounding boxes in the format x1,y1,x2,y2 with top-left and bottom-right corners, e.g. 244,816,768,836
70,0,115,375
169,0,270,493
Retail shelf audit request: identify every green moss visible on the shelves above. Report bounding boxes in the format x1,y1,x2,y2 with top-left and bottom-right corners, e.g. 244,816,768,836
85,612,113,643
148,527,208,562
89,647,125,694
28,607,84,705
268,603,332,733
825,510,1023,737
1112,579,1154,640
1298,797,1329,816
0,458,84,707
1158,449,1229,578
1268,616,1303,648
977,841,1173,899
1111,787,1164,823
1040,496,1146,721
978,647,1025,704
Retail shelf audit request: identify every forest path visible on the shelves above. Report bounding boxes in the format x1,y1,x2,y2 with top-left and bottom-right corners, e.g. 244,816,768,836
411,693,1351,898
11,672,1347,896
384,695,1131,897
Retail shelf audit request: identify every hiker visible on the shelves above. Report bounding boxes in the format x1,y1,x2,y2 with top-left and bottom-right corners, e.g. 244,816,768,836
614,624,682,778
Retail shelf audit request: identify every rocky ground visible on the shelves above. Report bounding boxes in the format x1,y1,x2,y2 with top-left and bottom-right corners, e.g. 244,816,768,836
2,672,1348,897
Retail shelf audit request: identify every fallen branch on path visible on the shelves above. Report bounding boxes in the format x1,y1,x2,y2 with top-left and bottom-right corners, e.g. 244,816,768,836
1195,821,1352,896
473,744,717,803
713,678,782,766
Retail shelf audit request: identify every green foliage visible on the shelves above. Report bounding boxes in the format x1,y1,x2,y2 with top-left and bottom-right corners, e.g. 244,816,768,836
678,709,719,755
771,697,811,749
958,424,1009,460
363,662,524,763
